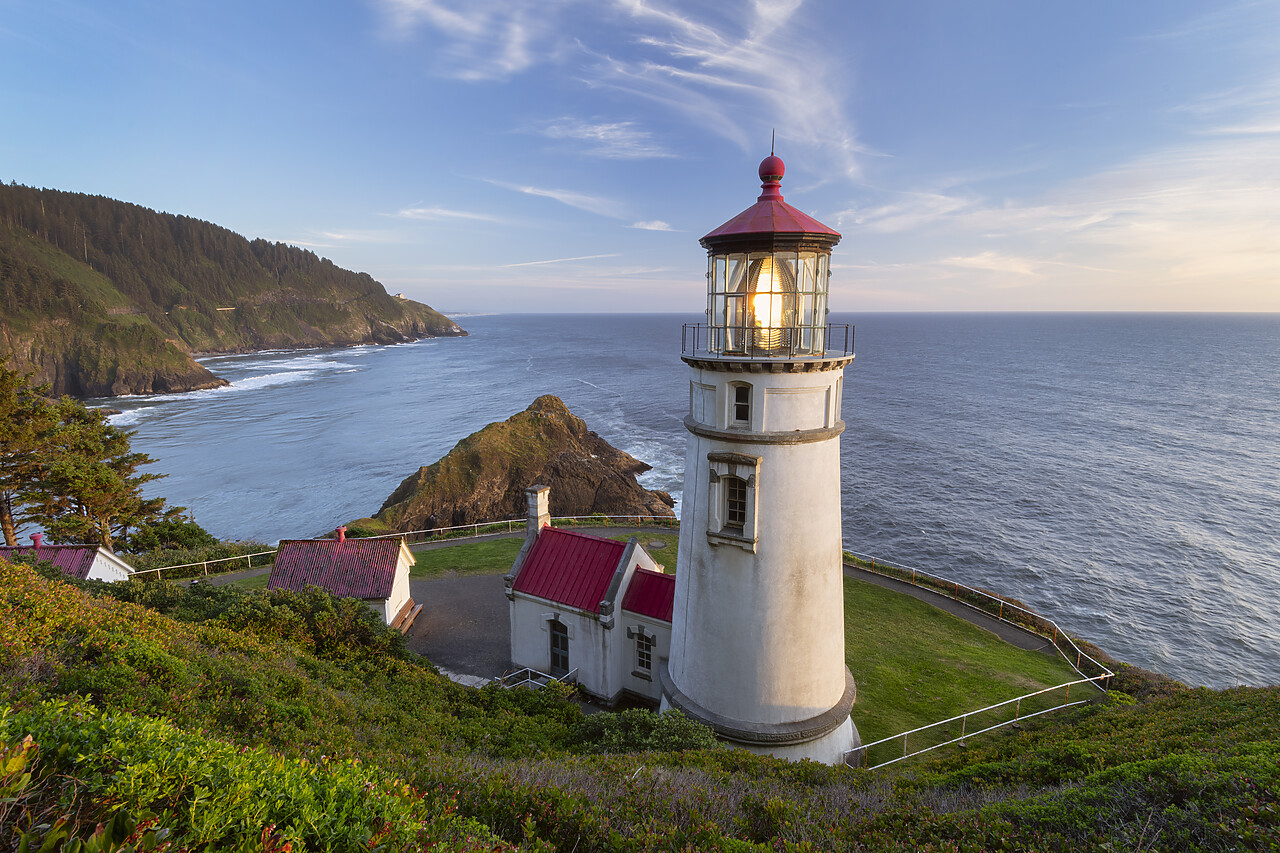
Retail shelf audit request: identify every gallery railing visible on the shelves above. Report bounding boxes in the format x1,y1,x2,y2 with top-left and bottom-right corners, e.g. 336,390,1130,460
681,323,853,359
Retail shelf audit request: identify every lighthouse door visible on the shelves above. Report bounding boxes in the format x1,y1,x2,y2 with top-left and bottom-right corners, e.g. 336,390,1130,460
549,620,569,676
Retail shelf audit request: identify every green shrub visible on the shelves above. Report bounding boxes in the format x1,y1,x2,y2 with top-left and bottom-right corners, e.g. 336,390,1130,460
574,709,720,755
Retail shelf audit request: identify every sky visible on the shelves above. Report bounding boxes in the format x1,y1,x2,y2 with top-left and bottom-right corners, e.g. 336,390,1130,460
3,0,1279,313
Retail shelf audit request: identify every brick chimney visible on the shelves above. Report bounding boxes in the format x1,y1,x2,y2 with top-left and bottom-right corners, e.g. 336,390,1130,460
336,526,347,544
525,485,550,541
31,533,44,547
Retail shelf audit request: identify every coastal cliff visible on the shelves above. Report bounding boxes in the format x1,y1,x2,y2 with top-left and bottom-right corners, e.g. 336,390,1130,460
0,183,464,397
357,395,676,532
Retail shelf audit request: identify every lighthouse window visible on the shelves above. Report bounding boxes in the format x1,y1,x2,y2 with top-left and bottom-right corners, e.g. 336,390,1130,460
724,477,748,530
707,452,760,550
732,383,751,425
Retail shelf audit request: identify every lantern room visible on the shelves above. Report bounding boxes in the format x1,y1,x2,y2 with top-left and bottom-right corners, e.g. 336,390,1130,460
691,154,848,359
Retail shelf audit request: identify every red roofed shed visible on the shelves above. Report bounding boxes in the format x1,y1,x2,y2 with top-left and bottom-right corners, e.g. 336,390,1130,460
0,537,134,583
269,532,418,630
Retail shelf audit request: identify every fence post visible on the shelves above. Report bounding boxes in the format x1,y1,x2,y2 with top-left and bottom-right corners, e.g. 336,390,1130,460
203,561,208,577
1064,683,1071,703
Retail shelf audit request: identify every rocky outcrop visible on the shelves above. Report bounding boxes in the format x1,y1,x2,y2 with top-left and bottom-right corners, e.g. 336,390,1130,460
0,321,228,397
365,395,676,532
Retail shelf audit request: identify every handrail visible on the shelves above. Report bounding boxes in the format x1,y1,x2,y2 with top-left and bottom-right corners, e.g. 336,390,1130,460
131,550,278,579
138,516,679,577
681,323,853,359
842,550,1114,769
844,550,1113,680
360,514,678,543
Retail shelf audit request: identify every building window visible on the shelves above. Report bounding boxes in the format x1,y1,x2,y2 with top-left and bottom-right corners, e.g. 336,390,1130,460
549,619,569,676
731,382,751,425
636,633,653,673
724,476,747,531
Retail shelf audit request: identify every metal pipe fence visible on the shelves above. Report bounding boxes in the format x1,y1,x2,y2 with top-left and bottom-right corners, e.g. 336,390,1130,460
136,515,679,578
842,549,1114,769
359,514,679,545
843,550,1113,682
131,550,278,580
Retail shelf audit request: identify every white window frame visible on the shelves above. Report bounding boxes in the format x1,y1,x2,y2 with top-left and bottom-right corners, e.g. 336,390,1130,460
728,381,752,428
627,625,657,680
706,451,760,551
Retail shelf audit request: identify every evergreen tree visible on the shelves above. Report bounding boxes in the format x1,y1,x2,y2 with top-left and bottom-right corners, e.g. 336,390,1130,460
23,397,180,551
0,361,56,545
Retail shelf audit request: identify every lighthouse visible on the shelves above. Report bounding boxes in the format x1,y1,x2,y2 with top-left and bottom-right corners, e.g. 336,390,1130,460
661,154,859,764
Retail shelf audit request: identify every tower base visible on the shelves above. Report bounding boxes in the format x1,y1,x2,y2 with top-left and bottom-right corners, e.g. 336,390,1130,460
739,717,859,765
660,663,861,765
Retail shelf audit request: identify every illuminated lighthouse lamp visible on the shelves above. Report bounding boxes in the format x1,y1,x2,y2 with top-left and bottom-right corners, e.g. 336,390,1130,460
700,154,841,357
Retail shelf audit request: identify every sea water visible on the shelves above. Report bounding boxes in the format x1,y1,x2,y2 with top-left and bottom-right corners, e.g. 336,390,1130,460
98,313,1280,689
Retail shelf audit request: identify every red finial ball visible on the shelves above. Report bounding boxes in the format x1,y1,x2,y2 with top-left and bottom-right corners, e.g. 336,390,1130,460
759,154,785,182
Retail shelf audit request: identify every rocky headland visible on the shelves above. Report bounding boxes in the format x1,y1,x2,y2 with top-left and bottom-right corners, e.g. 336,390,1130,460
352,395,676,533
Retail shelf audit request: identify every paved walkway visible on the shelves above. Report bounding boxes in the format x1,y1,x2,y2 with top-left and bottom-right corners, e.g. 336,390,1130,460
404,573,511,682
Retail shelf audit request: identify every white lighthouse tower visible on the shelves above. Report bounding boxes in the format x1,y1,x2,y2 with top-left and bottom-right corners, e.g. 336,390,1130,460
661,154,859,764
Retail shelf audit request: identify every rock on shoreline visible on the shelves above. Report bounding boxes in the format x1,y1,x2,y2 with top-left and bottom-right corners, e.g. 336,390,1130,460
356,395,676,533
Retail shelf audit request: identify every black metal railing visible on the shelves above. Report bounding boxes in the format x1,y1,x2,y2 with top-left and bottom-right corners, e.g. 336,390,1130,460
681,323,853,359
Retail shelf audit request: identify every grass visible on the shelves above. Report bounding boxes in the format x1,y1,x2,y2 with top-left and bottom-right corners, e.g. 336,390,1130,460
402,527,681,580
844,575,1089,759
408,537,525,578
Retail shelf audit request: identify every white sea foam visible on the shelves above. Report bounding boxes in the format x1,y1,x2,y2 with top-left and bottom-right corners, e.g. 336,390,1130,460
107,409,146,427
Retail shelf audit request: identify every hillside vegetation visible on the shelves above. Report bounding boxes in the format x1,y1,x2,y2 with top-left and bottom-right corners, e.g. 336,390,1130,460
0,183,463,397
2,558,1276,851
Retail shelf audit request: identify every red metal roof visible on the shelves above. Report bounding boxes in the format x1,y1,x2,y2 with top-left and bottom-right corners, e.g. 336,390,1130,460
268,538,405,600
0,545,101,580
701,156,840,244
621,567,675,622
511,527,626,613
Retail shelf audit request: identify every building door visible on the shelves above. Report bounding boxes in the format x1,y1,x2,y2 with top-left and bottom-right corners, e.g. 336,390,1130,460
549,619,569,676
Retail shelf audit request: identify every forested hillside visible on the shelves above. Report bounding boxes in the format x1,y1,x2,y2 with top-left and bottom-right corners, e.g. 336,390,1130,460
0,183,464,397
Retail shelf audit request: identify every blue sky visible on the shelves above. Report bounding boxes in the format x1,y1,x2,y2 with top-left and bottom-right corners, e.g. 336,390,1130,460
3,0,1278,312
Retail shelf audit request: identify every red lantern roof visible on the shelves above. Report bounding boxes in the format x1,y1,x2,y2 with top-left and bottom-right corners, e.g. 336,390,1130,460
701,155,840,246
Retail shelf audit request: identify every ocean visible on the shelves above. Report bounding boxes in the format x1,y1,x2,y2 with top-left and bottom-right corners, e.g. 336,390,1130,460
99,312,1280,689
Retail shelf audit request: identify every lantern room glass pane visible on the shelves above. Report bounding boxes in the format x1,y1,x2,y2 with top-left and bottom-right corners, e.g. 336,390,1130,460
704,248,832,357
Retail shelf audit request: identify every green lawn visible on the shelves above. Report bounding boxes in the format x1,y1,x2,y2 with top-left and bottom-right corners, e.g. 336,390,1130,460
845,575,1090,760
408,537,525,578
234,572,272,589
405,529,681,579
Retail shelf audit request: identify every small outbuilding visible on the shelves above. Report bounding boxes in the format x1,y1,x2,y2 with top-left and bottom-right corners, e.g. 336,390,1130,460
0,533,135,583
505,485,673,705
268,528,420,631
